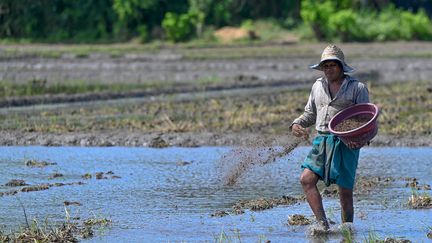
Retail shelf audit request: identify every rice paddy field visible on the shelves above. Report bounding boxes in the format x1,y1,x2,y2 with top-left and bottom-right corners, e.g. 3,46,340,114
0,42,431,242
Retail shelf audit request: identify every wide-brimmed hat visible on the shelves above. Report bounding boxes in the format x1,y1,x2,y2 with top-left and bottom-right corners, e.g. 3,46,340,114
309,44,355,73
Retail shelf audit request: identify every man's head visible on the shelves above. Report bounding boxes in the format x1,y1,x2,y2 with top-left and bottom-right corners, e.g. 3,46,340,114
310,44,355,73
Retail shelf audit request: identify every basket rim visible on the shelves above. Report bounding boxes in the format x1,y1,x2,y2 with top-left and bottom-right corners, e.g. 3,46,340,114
328,103,379,136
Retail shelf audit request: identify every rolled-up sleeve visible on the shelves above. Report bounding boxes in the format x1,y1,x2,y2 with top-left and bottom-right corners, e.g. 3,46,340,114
291,91,316,128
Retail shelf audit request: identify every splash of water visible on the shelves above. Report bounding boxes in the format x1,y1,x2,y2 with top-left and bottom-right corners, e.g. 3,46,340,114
307,222,355,237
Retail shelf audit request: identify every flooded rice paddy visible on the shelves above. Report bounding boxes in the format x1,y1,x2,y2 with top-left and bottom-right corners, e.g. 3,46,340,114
0,146,431,242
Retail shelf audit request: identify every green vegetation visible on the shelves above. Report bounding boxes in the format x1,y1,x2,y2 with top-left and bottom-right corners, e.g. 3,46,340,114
340,224,354,243
408,190,432,209
0,209,112,242
363,230,412,243
1,1,432,44
0,79,172,98
301,1,432,42
363,230,382,243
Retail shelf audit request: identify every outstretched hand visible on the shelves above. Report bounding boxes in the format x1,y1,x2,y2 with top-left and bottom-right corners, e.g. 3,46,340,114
291,124,309,140
346,141,366,150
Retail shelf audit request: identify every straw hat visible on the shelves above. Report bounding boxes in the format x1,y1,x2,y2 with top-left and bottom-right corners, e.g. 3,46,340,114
309,44,355,73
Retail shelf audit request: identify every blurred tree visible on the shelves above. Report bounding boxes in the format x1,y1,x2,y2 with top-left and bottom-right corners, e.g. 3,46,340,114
1,0,431,43
0,0,116,42
112,0,188,40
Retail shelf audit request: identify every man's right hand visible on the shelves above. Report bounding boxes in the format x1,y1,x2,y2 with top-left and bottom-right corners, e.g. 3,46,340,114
292,124,309,139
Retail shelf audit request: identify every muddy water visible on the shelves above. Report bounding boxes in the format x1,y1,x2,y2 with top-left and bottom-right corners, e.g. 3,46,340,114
0,146,431,242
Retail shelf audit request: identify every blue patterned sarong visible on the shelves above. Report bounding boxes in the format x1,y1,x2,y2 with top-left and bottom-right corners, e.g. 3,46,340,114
301,133,359,189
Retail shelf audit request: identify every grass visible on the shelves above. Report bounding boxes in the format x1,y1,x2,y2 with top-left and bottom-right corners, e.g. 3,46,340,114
340,225,354,243
0,79,179,98
3,41,432,60
0,80,430,139
408,190,432,209
363,230,382,243
213,228,268,243
0,218,79,242
0,205,112,242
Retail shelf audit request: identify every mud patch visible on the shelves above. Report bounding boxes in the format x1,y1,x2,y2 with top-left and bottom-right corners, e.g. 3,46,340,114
49,173,64,179
4,179,28,187
20,184,50,192
1,181,86,197
149,136,169,148
64,201,82,206
233,195,299,212
404,177,431,190
210,210,229,217
176,161,192,166
25,159,57,167
318,176,394,198
320,186,339,198
96,171,120,180
211,195,300,217
354,176,394,195
288,214,311,225
0,190,18,197
82,171,120,180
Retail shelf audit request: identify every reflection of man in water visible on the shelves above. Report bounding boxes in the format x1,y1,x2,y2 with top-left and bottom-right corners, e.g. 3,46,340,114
290,45,369,229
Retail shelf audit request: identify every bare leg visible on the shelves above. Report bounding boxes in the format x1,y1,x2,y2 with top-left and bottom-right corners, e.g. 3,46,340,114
300,169,329,229
338,186,354,223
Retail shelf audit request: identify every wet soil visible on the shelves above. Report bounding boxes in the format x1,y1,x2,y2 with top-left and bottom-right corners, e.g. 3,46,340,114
4,179,28,187
287,214,311,225
2,42,432,87
212,195,301,217
404,177,431,191
232,195,300,212
0,130,429,147
0,181,87,197
1,43,432,147
25,159,57,167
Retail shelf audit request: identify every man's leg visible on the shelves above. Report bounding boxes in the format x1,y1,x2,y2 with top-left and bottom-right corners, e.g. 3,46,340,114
338,186,354,223
300,168,329,229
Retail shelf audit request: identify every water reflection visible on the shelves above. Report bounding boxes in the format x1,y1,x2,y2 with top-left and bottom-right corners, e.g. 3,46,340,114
0,146,430,242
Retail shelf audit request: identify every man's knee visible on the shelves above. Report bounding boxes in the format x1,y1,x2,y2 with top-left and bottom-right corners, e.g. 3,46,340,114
300,169,318,187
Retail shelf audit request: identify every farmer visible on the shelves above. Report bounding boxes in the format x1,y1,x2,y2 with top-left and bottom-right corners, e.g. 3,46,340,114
290,44,369,230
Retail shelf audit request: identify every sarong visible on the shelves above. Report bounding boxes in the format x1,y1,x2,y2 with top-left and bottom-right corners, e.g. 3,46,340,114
301,133,359,189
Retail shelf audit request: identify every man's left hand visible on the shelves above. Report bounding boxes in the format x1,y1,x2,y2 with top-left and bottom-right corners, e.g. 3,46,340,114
346,141,366,150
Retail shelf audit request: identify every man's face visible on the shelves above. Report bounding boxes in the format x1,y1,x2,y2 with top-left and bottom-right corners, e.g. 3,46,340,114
321,60,343,82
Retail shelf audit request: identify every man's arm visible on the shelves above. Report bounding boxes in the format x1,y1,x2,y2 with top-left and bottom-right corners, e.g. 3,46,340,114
292,91,317,128
290,90,316,138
